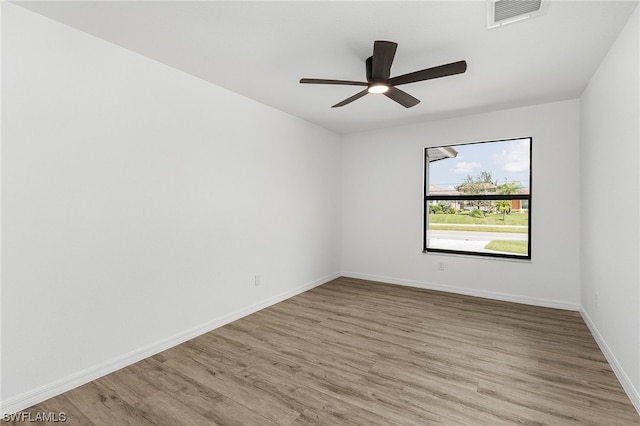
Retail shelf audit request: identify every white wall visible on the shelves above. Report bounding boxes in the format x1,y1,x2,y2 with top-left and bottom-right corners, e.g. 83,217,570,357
341,99,581,309
580,4,639,408
1,4,341,411
3,0,638,416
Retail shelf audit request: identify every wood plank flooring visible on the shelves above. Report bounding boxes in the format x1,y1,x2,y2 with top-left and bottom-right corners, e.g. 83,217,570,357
5,277,639,425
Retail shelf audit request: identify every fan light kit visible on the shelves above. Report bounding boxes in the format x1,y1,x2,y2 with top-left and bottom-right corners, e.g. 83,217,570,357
368,83,389,94
300,40,467,108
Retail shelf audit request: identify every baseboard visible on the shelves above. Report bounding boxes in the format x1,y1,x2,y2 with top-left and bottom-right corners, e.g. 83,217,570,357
341,271,581,311
580,309,640,415
0,271,340,415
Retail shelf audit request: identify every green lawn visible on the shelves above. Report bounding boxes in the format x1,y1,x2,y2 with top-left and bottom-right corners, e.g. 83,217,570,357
429,224,527,234
484,240,529,254
428,212,528,233
429,212,528,226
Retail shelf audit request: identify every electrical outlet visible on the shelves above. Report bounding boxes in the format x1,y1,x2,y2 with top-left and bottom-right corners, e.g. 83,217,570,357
254,274,261,287
437,262,445,271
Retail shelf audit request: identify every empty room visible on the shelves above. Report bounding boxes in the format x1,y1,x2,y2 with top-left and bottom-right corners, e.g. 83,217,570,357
1,1,639,424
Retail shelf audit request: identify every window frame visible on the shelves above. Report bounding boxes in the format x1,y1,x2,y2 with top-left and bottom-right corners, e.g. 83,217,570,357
423,137,532,260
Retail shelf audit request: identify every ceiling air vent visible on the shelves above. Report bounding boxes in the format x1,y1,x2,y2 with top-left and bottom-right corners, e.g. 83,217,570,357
487,0,546,29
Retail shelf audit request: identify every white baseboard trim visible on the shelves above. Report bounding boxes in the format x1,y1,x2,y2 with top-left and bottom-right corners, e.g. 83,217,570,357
580,309,640,415
341,271,581,311
0,271,340,415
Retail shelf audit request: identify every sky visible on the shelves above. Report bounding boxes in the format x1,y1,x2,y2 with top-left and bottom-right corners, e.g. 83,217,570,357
428,138,531,189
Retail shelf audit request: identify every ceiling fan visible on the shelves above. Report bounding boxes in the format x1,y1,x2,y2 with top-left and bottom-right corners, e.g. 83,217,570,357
300,40,467,108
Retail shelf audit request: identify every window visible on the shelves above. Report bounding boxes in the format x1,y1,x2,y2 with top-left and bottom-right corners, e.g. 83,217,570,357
424,138,531,259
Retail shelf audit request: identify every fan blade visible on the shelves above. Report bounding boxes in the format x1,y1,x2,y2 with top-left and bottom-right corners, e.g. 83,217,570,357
388,60,467,86
371,41,398,81
332,89,369,108
300,78,367,86
384,86,420,108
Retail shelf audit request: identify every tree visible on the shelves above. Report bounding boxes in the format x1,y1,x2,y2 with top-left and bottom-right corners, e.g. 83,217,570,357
497,181,522,195
478,171,495,184
496,181,522,220
456,171,497,211
495,199,511,222
456,172,497,194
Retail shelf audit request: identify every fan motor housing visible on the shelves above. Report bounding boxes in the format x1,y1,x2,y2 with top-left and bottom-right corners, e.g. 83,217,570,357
365,56,374,82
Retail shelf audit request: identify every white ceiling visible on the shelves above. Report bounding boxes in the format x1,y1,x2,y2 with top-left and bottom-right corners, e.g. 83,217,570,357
14,1,638,134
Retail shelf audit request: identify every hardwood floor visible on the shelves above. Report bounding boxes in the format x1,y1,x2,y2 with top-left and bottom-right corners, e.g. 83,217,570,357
6,277,639,425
